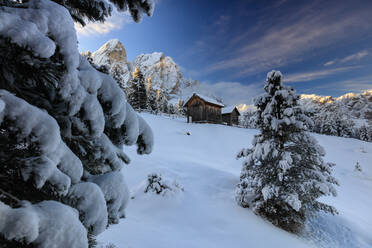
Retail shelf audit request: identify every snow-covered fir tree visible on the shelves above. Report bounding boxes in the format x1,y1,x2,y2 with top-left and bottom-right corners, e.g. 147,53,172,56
358,125,372,141
176,99,185,115
0,0,155,247
240,108,258,129
236,71,338,233
311,106,354,138
127,67,148,111
155,88,169,113
146,77,157,112
243,91,372,142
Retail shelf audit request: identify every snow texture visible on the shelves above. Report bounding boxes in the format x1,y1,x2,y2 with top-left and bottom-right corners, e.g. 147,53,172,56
0,201,88,248
89,172,130,224
0,90,83,194
98,113,372,248
137,114,154,154
140,173,184,197
65,182,108,235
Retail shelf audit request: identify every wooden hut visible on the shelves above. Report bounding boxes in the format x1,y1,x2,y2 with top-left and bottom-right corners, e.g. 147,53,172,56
221,106,240,126
184,93,224,123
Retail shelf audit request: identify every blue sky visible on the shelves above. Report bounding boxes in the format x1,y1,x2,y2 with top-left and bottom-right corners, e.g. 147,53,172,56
77,0,372,106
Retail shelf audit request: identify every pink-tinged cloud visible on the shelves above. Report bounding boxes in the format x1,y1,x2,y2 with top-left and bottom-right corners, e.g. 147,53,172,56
205,4,371,77
324,50,369,66
283,66,360,83
75,13,132,37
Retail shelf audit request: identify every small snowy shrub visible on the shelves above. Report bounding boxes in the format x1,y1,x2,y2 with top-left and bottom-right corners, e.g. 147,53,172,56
354,162,362,172
0,0,155,247
144,173,184,196
236,71,338,233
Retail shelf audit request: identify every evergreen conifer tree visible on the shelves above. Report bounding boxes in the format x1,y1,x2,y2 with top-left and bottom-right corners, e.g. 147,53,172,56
359,125,370,141
146,77,157,112
127,67,148,111
155,88,168,113
176,99,185,115
0,0,155,247
236,71,338,233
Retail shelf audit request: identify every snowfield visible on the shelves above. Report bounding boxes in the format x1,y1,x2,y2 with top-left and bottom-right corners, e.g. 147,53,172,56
98,113,372,248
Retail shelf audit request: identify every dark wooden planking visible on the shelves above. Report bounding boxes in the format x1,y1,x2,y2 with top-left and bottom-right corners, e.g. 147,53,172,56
185,95,222,124
222,107,240,125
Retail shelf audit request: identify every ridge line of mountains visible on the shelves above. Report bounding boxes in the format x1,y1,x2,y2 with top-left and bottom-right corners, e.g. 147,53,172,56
82,39,372,125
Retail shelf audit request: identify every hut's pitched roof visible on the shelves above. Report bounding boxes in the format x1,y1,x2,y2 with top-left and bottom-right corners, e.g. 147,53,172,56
184,93,225,107
222,106,240,115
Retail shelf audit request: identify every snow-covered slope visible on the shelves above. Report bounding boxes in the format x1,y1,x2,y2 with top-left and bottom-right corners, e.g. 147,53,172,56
98,113,372,248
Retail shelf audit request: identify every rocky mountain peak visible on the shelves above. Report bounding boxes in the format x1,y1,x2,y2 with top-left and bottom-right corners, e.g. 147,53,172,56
90,39,133,89
92,39,127,65
132,52,185,95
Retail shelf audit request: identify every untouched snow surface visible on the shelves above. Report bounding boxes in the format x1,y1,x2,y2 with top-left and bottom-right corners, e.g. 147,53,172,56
98,113,372,248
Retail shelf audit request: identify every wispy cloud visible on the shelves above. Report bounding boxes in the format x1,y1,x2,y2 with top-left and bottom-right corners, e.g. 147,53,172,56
324,50,369,66
204,1,372,78
310,74,372,93
213,15,231,34
198,81,263,106
324,61,335,66
283,66,359,83
75,13,132,37
341,50,369,63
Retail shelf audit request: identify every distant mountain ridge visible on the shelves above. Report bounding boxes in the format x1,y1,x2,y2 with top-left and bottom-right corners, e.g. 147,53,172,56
300,90,372,125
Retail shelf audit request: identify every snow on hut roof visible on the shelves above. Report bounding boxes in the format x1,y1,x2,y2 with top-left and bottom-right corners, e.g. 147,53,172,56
222,106,240,114
184,93,225,107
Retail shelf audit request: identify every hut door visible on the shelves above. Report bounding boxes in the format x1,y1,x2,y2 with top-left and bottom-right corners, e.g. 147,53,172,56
188,116,192,123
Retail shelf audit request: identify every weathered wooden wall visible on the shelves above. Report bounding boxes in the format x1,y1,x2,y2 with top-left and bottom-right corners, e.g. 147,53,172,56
222,109,240,125
231,109,239,125
222,114,231,125
186,96,222,123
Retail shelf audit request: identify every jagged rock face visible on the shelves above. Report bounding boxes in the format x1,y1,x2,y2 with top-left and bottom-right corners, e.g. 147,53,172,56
133,52,185,95
91,39,133,89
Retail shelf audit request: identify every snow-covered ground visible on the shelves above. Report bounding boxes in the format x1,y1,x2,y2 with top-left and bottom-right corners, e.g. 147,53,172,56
98,113,372,248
